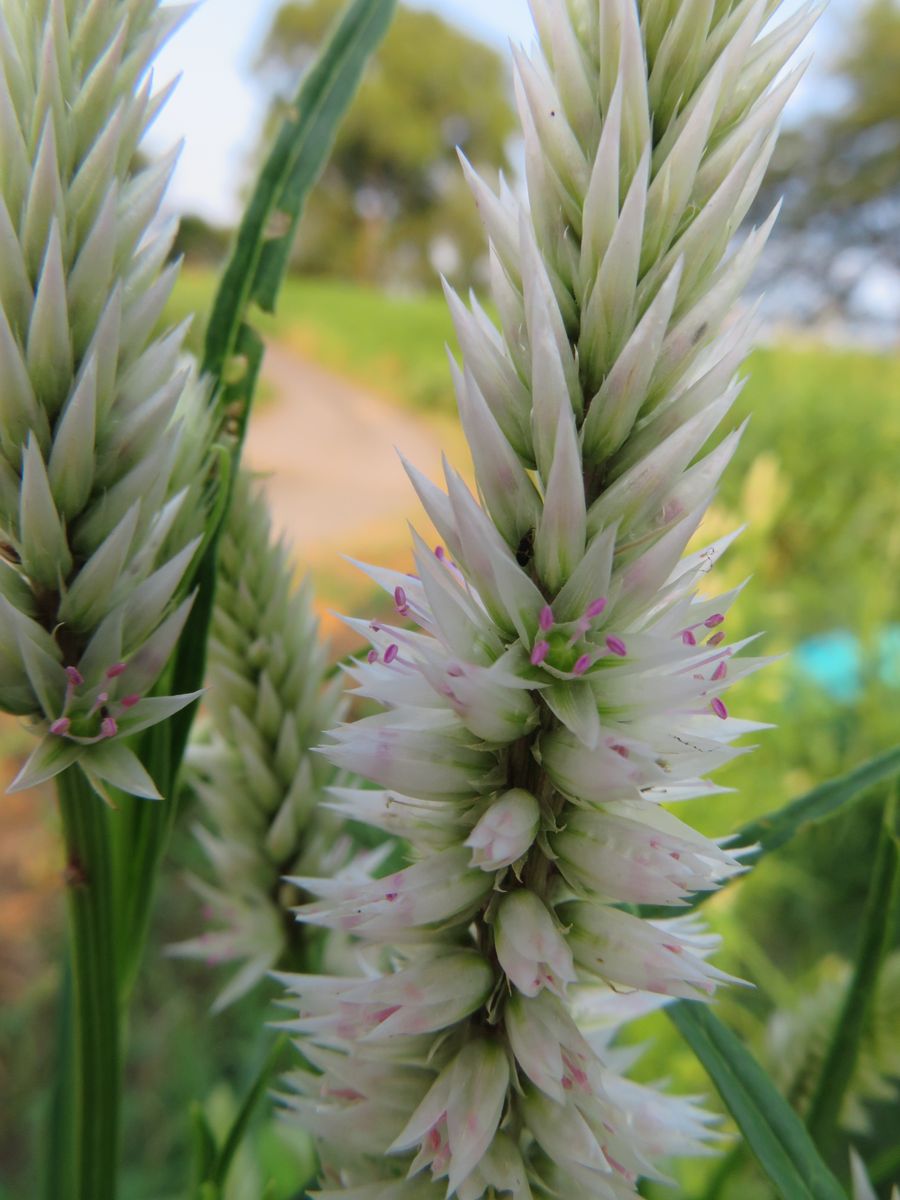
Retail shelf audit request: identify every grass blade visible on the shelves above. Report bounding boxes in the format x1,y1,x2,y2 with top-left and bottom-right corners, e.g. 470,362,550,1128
805,793,899,1151
731,746,900,867
669,1001,848,1200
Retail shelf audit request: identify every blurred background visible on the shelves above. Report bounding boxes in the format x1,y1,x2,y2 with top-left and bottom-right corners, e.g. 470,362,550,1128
2,1,899,1197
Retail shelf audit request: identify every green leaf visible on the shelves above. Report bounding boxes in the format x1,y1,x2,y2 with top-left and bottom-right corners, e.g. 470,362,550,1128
730,745,900,867
805,793,899,1150
669,1001,849,1200
210,1035,290,1190
189,1102,218,1199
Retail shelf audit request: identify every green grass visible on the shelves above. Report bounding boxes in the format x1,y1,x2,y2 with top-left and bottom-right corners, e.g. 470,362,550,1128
169,269,457,413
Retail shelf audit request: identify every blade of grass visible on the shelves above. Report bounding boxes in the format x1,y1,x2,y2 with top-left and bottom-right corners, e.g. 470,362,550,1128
209,1035,291,1190
669,1001,848,1200
806,792,899,1151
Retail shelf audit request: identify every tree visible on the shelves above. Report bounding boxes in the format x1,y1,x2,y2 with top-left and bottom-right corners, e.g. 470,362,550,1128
753,0,900,324
255,1,517,288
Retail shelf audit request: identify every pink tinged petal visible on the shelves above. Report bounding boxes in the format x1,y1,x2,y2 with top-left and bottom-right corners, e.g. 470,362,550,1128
445,1041,510,1193
495,889,576,999
531,640,550,666
539,605,554,632
711,697,728,720
606,635,627,657
465,788,540,870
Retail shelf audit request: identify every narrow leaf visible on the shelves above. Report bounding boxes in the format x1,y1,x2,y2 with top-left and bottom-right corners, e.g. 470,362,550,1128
669,1001,848,1200
806,794,899,1149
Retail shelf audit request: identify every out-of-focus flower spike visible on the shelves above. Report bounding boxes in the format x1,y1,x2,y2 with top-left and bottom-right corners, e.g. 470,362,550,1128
176,474,348,1007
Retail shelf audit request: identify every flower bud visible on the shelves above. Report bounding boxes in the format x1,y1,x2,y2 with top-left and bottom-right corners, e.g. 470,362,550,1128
494,889,576,998
464,788,540,870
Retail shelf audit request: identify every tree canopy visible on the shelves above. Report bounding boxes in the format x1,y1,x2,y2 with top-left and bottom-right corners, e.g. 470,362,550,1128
255,1,516,287
755,0,900,323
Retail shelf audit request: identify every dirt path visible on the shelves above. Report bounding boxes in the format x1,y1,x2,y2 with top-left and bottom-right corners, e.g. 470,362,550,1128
244,341,452,558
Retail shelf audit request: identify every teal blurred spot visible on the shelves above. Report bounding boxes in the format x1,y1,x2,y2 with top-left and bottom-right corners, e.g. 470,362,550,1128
794,626,900,702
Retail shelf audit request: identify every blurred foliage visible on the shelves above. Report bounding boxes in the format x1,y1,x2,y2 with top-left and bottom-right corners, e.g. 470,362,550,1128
755,0,900,320
171,215,232,269
253,1,516,288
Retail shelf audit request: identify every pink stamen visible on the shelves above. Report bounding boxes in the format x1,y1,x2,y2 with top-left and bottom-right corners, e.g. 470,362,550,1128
712,662,727,682
606,635,627,658
539,605,554,632
682,629,697,646
100,716,118,738
367,649,379,664
711,698,728,720
573,654,592,676
65,666,84,687
707,631,725,647
531,640,550,667
106,663,127,679
393,586,409,615
385,891,398,902
434,545,446,560
610,743,629,759
586,597,608,619
50,717,71,736
705,614,725,628
447,664,464,677
384,644,399,665
120,694,140,709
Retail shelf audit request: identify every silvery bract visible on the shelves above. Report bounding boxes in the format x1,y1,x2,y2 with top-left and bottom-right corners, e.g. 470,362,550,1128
278,1,818,1196
0,0,213,801
171,473,348,1009
851,1150,899,1200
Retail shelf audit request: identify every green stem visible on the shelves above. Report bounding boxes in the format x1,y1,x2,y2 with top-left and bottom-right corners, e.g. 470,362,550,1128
57,768,121,1200
806,792,899,1152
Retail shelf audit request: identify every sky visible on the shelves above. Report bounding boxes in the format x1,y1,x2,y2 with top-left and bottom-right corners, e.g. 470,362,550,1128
149,0,847,225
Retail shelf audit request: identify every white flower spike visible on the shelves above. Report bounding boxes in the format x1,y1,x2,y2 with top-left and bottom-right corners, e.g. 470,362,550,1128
278,1,819,1195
